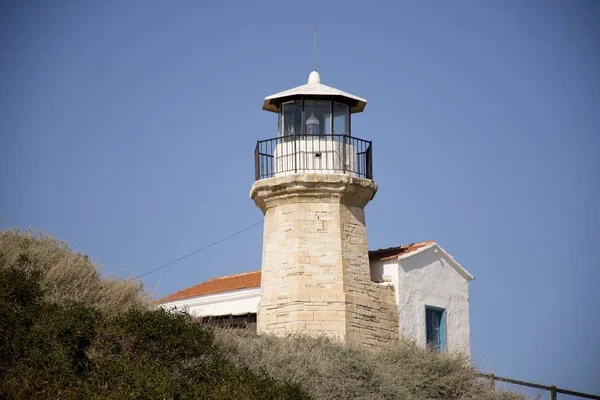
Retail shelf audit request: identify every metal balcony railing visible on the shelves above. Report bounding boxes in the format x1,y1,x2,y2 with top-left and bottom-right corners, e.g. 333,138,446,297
254,134,372,181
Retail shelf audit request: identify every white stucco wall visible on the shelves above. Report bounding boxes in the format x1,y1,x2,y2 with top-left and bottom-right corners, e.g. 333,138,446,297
160,288,260,317
395,246,471,355
369,245,472,355
370,258,400,301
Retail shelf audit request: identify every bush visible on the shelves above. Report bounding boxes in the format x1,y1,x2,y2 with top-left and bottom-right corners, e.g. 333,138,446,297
0,263,308,400
216,330,523,400
0,229,151,314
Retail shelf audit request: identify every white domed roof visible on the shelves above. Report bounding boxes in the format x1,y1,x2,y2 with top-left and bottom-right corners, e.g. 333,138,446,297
308,70,321,84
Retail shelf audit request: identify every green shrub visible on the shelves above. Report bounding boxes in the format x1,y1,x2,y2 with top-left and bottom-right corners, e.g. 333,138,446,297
0,260,308,400
0,256,45,374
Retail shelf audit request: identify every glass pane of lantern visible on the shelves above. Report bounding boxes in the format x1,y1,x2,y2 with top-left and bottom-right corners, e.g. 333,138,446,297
304,100,331,136
333,102,349,135
282,101,303,136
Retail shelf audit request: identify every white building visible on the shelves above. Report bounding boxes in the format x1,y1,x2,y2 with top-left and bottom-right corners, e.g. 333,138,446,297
161,71,474,354
161,240,473,354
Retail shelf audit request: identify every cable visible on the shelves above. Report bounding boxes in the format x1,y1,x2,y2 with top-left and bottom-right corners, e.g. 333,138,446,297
136,220,263,279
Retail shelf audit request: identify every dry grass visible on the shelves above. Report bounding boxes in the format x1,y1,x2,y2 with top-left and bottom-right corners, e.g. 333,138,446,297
1,228,523,399
216,329,523,400
0,229,152,314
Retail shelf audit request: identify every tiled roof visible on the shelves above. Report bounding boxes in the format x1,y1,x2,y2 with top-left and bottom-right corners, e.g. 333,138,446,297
162,271,261,303
368,241,436,262
161,241,435,303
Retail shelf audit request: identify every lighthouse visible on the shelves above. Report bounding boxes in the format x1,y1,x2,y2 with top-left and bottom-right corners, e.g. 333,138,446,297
251,70,399,345
161,68,474,353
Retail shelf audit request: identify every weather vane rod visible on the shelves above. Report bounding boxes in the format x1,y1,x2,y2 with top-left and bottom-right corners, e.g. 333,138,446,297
313,26,319,71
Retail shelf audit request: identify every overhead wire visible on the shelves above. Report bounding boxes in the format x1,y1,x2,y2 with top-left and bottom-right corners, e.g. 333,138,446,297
136,220,263,279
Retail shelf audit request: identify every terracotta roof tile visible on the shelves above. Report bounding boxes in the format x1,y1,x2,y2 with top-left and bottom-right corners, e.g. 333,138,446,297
162,270,261,302
161,241,435,303
368,241,436,261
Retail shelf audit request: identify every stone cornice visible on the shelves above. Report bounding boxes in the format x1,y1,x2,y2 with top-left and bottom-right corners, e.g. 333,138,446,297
250,174,377,212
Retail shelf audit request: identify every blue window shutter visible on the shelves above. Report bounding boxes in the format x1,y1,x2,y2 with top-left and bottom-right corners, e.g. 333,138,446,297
425,306,446,352
440,310,447,352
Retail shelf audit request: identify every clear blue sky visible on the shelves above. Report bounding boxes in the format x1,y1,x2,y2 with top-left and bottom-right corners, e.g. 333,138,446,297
1,0,598,397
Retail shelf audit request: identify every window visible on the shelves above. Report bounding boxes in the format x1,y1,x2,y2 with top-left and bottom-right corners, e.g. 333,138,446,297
333,102,349,134
280,100,351,137
425,306,446,351
282,100,303,136
304,100,331,136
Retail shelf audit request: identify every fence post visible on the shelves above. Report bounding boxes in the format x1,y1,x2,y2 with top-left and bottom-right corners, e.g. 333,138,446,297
254,141,259,181
342,135,346,174
550,385,557,400
293,135,297,173
366,141,373,179
489,374,495,390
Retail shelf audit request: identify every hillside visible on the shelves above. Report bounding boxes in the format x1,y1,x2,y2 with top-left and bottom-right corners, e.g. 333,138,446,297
0,230,521,400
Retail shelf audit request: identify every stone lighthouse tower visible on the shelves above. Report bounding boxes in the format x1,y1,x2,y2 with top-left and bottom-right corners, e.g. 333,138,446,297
250,70,398,345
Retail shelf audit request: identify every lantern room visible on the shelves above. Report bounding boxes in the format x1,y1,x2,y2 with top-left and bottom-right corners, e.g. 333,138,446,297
255,71,372,180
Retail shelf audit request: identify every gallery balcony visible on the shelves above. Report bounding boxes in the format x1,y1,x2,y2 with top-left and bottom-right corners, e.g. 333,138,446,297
254,134,372,181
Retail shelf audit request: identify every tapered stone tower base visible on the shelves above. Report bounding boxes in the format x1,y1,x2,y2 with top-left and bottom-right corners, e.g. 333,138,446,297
250,174,399,346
